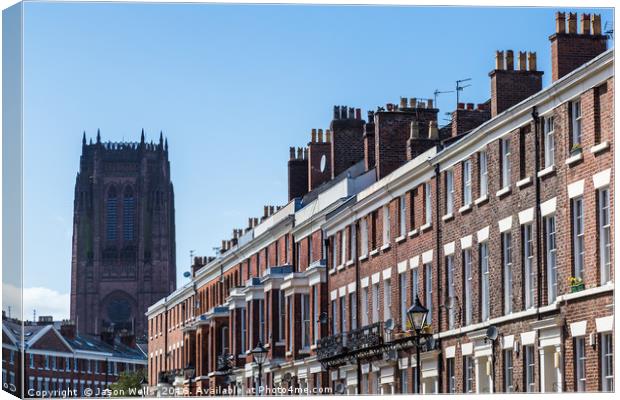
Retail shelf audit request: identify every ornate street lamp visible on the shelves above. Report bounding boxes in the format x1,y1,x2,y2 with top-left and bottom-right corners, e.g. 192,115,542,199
407,295,429,394
250,341,268,395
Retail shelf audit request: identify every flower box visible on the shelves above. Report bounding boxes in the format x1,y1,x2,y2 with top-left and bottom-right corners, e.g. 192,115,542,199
570,283,585,293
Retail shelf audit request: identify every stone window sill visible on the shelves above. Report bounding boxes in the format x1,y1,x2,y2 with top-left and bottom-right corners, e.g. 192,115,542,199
537,165,555,178
516,176,532,188
345,259,355,267
395,235,406,244
285,351,292,357
565,152,583,166
459,204,472,214
381,243,391,251
369,249,379,257
337,264,345,271
591,141,609,155
359,254,368,262
474,195,488,206
408,229,418,238
420,222,432,232
442,213,454,222
328,268,336,275
496,186,511,198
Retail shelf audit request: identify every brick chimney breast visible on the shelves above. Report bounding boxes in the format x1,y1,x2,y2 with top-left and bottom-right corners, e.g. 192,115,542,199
308,128,332,190
330,105,365,178
490,49,543,117
549,12,607,82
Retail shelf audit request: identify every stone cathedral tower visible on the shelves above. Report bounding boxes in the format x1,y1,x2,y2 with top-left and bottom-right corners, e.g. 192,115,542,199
70,130,176,338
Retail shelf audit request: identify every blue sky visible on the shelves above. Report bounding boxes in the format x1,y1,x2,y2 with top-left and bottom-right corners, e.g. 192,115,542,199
14,2,613,319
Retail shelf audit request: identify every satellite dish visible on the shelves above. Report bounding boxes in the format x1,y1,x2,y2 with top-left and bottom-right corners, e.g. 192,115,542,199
486,325,498,341
385,318,394,331
335,383,346,394
183,271,191,278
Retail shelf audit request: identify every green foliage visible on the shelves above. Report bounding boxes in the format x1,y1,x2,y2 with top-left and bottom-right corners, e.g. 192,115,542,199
109,369,146,397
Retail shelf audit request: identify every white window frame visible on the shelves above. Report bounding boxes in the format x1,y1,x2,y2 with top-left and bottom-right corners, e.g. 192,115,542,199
601,333,614,391
399,195,407,237
464,356,474,393
382,205,391,245
424,263,432,325
301,294,310,349
400,273,408,329
598,188,611,284
501,138,511,188
463,160,472,206
350,291,357,330
371,283,380,323
332,235,339,269
480,242,490,321
360,218,369,257
361,286,369,326
571,100,582,147
447,358,456,393
445,169,454,215
350,223,357,261
464,249,473,325
383,278,392,322
546,216,558,303
504,349,514,392
479,150,488,197
240,307,247,353
543,116,555,168
258,299,265,343
525,345,536,392
312,287,318,345
523,224,535,309
331,299,338,335
340,295,347,334
575,337,586,391
341,229,347,265
503,232,513,314
447,256,456,329
279,290,286,342
572,196,585,279
424,183,432,224
287,296,293,350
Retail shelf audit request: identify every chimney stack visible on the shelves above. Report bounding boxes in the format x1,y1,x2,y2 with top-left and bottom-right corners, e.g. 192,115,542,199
376,97,439,177
60,320,76,340
288,145,309,200
450,102,491,137
100,328,115,346
330,105,365,178
119,331,136,348
307,128,332,191
364,112,376,172
490,50,543,117
549,12,607,82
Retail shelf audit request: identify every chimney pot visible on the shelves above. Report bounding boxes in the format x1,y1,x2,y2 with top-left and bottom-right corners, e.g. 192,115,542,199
592,14,602,35
518,51,527,71
386,103,394,111
528,52,537,71
399,97,407,108
326,129,331,143
495,50,505,70
428,120,439,140
466,103,474,110
333,106,340,120
289,147,295,160
581,13,591,35
297,147,303,159
408,98,415,108
303,147,308,159
311,128,317,143
427,99,434,109
367,111,375,123
555,11,566,34
348,107,355,119
567,12,577,34
477,104,486,111
418,101,426,109
458,102,465,110
318,128,323,143
505,50,514,70
340,105,347,119
248,218,253,228
355,108,362,120
270,205,275,215
253,217,258,226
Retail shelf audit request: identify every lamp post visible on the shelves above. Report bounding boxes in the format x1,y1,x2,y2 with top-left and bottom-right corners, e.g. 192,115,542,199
250,341,267,395
407,295,429,394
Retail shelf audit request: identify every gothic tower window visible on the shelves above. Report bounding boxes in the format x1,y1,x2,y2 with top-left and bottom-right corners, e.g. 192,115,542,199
106,186,118,241
123,186,135,241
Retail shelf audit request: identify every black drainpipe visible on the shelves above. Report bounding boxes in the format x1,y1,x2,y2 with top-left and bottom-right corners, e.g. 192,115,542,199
531,107,543,315
433,143,444,392
355,220,362,395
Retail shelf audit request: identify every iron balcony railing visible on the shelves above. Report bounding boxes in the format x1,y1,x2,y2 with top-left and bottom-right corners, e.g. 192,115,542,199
317,322,384,361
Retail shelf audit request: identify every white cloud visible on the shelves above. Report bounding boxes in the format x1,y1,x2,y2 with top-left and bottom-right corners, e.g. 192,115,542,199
2,283,70,321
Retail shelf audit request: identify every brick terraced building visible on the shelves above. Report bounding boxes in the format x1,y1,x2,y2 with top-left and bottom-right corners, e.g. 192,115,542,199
2,315,147,398
146,12,614,395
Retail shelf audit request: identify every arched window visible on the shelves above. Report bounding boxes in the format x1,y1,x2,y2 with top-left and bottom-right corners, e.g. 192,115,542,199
123,186,135,241
106,186,118,241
